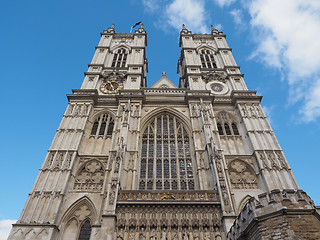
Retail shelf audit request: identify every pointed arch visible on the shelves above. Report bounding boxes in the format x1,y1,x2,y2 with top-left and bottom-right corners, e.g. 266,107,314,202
74,159,105,191
237,195,254,214
141,107,192,135
89,109,116,138
89,109,116,122
59,197,97,240
60,196,98,227
216,111,240,136
110,43,132,54
228,159,258,189
196,45,217,54
139,108,195,190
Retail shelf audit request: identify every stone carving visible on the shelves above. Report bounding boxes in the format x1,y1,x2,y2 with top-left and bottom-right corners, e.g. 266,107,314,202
109,178,118,205
213,148,232,213
267,152,280,171
228,160,257,189
150,228,157,239
204,232,211,240
161,227,167,240
118,190,217,201
115,205,222,240
203,71,228,83
74,160,105,191
276,152,288,170
64,152,73,168
45,152,55,168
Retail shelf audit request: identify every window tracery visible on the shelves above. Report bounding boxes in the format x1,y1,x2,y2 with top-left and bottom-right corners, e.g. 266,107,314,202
216,112,239,136
228,159,257,189
200,49,217,69
139,114,195,190
111,48,128,68
90,113,114,138
74,160,105,191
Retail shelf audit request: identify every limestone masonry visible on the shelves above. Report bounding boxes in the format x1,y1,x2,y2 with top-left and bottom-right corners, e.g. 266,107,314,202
8,23,320,240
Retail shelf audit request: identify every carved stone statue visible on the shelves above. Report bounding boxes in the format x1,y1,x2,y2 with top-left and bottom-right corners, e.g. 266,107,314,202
171,232,178,240
204,232,211,240
129,231,135,240
139,227,146,240
182,232,189,240
193,231,200,240
150,228,157,240
116,229,124,240
161,228,167,240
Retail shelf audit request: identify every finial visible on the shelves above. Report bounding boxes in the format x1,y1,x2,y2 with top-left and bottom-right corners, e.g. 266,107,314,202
182,24,186,30
162,71,166,76
211,24,218,34
140,23,144,28
111,22,115,28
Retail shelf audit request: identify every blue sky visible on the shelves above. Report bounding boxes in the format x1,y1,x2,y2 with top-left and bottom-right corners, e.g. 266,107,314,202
1,0,320,238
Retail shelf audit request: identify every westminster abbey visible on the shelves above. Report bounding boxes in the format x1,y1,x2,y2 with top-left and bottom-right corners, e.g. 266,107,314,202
8,23,320,239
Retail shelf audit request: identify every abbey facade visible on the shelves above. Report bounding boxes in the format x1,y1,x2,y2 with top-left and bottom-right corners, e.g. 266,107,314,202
8,23,320,240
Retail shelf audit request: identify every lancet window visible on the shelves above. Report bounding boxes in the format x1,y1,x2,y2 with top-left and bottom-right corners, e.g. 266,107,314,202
111,48,128,68
78,220,92,240
90,113,114,138
216,112,239,136
139,114,195,190
200,49,217,69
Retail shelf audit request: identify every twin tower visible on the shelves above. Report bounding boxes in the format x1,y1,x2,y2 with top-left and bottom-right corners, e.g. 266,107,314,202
8,23,320,239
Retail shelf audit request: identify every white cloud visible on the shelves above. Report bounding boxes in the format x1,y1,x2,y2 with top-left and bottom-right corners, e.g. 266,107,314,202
213,0,236,7
246,0,320,121
141,0,161,13
215,23,223,31
229,9,243,25
0,220,15,240
166,0,209,33
299,79,320,122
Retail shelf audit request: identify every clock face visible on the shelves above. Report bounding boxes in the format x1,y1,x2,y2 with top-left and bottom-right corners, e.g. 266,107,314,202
206,81,229,95
100,81,123,94
211,83,223,92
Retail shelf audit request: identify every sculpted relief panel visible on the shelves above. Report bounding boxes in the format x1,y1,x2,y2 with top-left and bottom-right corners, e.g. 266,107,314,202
227,159,257,189
115,205,224,240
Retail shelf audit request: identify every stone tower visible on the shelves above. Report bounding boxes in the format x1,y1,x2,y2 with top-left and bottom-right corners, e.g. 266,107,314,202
8,24,320,240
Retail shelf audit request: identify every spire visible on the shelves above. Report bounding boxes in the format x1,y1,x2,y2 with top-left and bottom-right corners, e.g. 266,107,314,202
106,23,115,33
211,24,219,34
136,23,146,33
180,24,191,34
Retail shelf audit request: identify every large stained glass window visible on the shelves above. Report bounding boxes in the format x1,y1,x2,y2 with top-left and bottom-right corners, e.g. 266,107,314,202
139,114,195,190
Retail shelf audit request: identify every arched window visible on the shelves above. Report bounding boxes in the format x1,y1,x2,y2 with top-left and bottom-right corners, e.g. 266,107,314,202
232,123,239,135
78,219,91,240
91,113,114,138
217,123,224,135
224,123,232,135
139,114,195,190
216,112,240,136
200,49,217,69
111,48,128,68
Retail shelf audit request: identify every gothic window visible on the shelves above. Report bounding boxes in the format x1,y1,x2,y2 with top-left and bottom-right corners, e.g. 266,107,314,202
139,114,195,190
78,220,92,240
200,49,217,69
111,48,128,68
216,112,240,136
217,123,224,135
90,113,114,138
232,123,239,135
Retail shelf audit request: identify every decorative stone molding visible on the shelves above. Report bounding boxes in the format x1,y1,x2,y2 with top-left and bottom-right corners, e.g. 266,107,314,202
118,190,219,202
